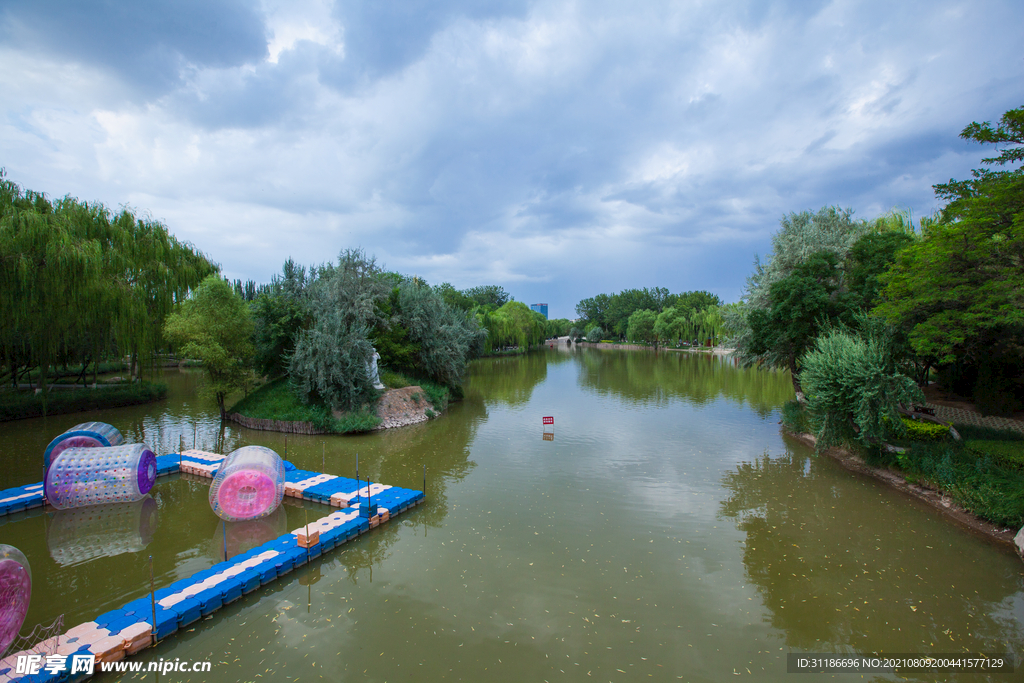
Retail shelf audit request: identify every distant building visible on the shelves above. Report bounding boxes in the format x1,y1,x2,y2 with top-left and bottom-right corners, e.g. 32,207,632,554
531,303,548,319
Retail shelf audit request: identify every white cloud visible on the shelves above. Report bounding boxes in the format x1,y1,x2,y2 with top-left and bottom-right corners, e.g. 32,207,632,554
2,0,1022,315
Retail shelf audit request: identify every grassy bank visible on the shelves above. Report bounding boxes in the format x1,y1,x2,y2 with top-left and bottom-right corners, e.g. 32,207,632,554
0,382,168,421
228,379,380,433
782,401,1024,528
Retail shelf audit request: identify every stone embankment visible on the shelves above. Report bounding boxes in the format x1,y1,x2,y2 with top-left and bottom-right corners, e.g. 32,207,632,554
372,386,436,430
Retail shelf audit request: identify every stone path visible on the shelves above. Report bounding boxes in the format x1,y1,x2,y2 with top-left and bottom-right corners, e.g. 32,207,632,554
924,402,1024,435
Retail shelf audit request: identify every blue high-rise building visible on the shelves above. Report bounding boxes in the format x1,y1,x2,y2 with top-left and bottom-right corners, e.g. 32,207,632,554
531,303,548,319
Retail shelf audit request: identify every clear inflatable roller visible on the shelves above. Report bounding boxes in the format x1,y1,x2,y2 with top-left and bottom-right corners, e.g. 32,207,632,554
44,443,157,509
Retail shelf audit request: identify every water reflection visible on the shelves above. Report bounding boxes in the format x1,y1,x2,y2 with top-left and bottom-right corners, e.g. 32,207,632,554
720,441,1024,678
48,496,158,566
208,506,287,561
574,348,794,416
465,354,549,407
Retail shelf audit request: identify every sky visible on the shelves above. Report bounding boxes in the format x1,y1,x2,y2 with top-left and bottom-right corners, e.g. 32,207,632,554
1,0,1021,319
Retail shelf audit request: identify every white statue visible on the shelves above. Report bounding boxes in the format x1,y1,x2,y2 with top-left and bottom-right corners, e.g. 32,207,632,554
367,348,385,390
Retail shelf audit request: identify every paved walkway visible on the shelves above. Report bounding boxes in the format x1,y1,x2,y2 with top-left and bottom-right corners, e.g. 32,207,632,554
924,402,1024,435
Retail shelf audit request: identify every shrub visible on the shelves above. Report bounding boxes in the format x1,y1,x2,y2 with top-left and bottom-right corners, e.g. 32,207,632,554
0,382,167,421
421,382,450,411
800,317,924,450
953,424,1024,441
869,439,1024,527
899,417,951,441
586,326,603,343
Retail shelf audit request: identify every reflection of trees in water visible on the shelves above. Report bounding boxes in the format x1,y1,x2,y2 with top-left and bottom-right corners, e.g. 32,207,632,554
357,393,488,532
719,448,1024,678
575,349,793,416
465,354,548,407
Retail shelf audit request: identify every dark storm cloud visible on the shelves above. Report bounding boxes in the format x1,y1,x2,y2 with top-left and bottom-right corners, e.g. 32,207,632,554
327,0,528,80
0,0,267,94
1,0,1022,317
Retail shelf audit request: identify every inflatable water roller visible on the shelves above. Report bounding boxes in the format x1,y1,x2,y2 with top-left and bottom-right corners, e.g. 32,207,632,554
209,446,285,522
43,422,123,472
0,545,31,658
44,443,157,509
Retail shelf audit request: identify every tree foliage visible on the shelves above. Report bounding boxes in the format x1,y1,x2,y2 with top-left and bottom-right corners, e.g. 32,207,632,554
626,309,657,344
288,250,388,412
398,282,485,386
575,288,721,340
874,106,1023,413
746,251,857,390
164,275,255,417
0,170,215,401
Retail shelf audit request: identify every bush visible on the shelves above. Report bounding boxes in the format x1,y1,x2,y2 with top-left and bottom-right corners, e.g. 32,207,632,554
0,382,167,421
586,326,603,343
899,417,951,441
800,317,923,450
421,381,450,412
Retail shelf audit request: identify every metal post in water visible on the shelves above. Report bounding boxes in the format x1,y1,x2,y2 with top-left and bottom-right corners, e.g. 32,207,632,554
222,521,228,562
193,422,197,450
356,453,359,483
322,442,325,474
149,555,157,645
423,464,426,494
304,507,310,562
284,435,287,459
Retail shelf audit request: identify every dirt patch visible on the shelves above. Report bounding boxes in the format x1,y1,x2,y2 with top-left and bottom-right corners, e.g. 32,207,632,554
787,431,1021,557
374,386,438,430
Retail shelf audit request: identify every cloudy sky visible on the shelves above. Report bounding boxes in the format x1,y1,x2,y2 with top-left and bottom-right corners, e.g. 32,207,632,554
1,0,1021,318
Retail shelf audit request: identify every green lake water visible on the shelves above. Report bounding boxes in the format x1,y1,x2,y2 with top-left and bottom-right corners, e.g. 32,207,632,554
1,347,1022,682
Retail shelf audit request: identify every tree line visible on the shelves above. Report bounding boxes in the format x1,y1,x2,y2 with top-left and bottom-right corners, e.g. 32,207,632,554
731,105,1023,449
573,287,730,347
167,251,567,418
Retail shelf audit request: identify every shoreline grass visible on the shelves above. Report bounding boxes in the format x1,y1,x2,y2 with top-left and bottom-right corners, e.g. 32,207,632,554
0,382,168,421
228,378,380,433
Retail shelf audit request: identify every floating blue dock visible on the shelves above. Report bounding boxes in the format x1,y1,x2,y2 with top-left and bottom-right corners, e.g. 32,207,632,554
0,450,424,682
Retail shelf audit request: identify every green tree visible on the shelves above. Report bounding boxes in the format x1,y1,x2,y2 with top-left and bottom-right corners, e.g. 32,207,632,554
732,206,867,362
626,309,658,344
747,252,857,394
462,285,511,309
288,249,388,413
1,172,214,402
575,294,611,330
874,106,1023,414
398,282,484,386
164,275,255,418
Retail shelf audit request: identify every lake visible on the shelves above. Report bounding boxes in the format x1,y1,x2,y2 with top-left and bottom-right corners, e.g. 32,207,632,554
2,346,1022,681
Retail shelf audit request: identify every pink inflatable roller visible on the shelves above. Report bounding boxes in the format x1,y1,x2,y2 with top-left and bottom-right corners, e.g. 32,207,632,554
0,545,31,658
209,446,285,522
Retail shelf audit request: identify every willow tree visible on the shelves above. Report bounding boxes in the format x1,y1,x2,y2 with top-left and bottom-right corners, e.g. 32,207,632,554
0,171,215,402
